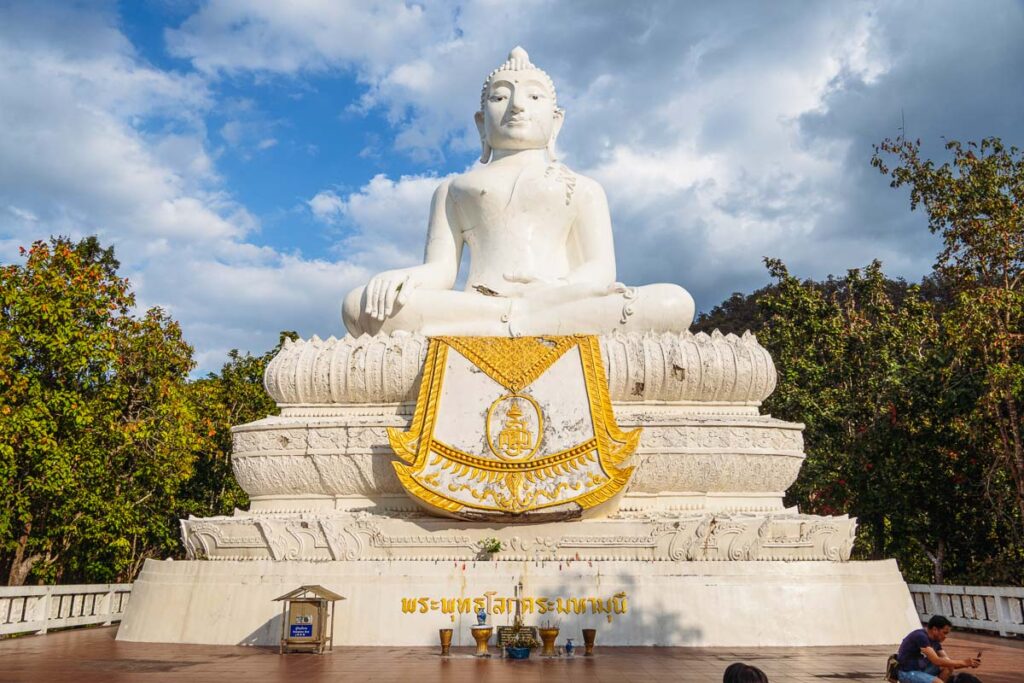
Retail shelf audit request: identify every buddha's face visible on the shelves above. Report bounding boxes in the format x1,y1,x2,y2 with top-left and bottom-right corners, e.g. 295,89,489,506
476,69,561,152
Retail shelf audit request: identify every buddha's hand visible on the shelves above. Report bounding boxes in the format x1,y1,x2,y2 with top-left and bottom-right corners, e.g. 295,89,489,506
365,269,414,321
502,271,569,291
504,270,552,285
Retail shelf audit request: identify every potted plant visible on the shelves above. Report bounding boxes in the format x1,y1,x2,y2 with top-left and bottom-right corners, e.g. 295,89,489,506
478,537,502,559
505,627,540,659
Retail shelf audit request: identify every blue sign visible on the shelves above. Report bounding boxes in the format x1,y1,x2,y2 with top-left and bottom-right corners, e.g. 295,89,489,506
290,624,313,638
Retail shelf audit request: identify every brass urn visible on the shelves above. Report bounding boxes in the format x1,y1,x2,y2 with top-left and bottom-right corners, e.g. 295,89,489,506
470,625,493,657
538,627,559,657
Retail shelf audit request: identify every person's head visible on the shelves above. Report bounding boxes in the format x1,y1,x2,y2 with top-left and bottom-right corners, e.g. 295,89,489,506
476,46,563,163
724,662,769,683
926,615,953,642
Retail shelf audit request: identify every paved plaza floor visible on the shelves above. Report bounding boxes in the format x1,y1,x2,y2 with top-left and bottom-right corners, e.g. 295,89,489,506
0,626,1020,682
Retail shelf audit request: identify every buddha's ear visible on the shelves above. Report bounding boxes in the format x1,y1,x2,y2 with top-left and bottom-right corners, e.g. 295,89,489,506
546,108,565,162
475,111,492,164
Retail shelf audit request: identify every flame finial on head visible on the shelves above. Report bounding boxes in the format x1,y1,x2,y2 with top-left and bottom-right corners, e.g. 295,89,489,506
505,46,533,70
480,46,559,110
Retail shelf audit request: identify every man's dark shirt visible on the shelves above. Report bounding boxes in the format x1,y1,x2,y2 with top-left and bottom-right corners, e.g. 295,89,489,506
897,628,941,671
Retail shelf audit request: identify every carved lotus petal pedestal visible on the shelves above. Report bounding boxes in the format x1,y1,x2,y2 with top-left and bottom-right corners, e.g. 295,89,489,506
118,331,921,648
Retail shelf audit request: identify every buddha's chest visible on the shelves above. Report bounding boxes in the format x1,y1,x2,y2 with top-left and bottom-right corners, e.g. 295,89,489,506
449,168,576,237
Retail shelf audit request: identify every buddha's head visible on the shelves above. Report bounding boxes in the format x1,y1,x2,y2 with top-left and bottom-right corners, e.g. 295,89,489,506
476,47,563,163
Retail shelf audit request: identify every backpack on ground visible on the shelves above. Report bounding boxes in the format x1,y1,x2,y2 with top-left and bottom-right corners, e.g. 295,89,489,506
885,653,900,683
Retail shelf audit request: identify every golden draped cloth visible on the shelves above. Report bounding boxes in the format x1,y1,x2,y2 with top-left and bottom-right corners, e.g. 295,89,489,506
388,335,638,520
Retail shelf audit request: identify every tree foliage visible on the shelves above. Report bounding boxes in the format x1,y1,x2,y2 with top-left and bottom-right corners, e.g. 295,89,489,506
0,238,198,584
178,336,295,520
0,237,289,585
693,137,1024,584
874,137,1024,542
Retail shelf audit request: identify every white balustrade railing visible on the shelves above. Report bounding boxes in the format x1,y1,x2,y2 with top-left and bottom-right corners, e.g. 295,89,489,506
4,582,1020,639
908,584,1024,637
0,584,132,637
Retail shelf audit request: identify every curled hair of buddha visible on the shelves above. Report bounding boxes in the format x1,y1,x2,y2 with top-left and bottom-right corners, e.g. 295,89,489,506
479,46,560,112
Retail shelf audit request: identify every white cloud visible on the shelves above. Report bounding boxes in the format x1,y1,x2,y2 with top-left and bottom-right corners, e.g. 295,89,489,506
0,3,356,371
6,0,1024,373
166,1,440,75
0,4,247,251
220,120,243,145
7,206,39,223
309,173,449,272
308,190,344,223
161,2,917,310
167,0,1024,314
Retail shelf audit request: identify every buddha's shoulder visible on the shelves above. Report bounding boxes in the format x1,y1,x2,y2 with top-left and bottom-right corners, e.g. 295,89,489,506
557,167,603,195
545,165,606,202
447,168,484,194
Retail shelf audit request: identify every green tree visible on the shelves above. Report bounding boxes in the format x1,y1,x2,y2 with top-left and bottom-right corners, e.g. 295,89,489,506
693,287,773,335
0,237,199,584
874,137,1024,547
754,259,1002,582
179,333,295,519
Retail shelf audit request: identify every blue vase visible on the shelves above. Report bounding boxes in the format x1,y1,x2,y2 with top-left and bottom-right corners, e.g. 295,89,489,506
506,646,531,659
565,638,574,655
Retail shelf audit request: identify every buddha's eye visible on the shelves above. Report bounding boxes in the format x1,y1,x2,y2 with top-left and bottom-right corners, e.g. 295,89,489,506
530,95,540,100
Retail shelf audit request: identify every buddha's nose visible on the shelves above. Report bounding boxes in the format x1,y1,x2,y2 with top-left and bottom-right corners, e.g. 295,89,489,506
509,93,527,113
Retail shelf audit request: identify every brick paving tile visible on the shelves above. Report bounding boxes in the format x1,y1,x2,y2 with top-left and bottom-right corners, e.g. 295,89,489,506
0,626,1020,683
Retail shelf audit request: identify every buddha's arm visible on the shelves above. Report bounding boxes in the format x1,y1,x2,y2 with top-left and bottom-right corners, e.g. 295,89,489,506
364,180,462,320
564,177,617,287
419,179,463,288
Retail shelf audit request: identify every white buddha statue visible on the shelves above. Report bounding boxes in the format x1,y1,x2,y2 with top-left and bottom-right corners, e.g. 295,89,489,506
343,47,695,337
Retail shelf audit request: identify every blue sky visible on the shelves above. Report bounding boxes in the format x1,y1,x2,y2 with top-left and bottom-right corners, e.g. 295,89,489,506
2,1,1023,372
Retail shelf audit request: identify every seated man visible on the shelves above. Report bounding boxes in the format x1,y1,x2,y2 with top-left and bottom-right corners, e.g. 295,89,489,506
343,47,694,337
895,615,980,683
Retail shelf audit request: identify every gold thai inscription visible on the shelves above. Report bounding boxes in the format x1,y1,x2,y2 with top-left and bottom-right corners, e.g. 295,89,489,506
400,593,628,616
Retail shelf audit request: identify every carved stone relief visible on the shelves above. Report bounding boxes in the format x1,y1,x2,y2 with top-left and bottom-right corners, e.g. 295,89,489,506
230,413,805,500
180,510,855,563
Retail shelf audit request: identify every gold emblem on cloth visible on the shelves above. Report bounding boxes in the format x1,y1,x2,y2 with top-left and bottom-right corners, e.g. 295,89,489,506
388,335,638,519
488,394,542,461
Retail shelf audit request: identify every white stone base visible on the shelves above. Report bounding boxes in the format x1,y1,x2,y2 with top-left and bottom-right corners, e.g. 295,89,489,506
231,404,806,516
117,557,919,647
